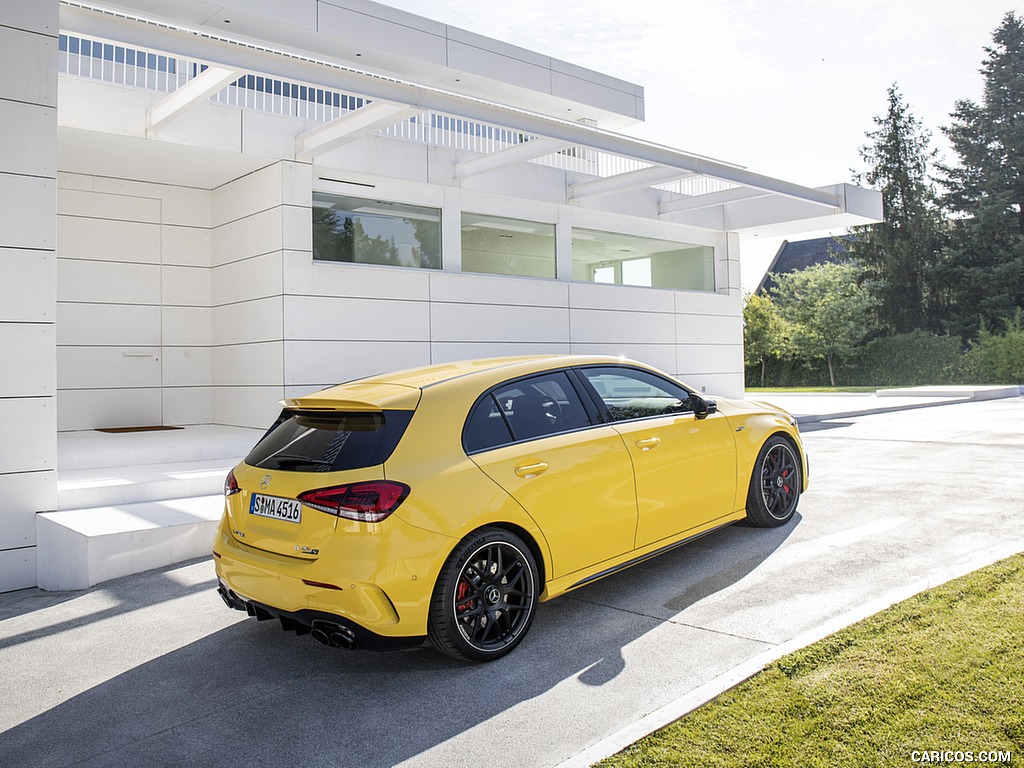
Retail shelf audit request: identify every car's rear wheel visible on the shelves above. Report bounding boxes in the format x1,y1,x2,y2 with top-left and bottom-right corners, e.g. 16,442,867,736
745,435,801,527
428,527,538,662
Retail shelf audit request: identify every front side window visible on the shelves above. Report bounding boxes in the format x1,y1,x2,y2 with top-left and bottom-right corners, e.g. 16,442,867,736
578,367,695,422
571,228,715,291
313,192,441,269
463,371,591,452
461,213,555,278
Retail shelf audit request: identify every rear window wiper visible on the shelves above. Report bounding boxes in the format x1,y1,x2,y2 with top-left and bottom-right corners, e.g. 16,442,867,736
260,454,332,470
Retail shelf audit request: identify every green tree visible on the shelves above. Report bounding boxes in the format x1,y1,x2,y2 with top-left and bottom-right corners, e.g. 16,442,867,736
850,84,946,334
938,12,1024,338
770,262,878,386
743,292,790,387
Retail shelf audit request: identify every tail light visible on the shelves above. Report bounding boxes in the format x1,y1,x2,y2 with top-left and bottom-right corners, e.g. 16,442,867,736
298,481,410,523
224,468,240,496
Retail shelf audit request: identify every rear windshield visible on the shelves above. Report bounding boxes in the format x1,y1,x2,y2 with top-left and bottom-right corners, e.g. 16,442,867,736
245,410,414,472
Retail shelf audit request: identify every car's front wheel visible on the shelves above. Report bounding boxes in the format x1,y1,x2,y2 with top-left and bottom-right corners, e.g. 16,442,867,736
428,527,539,662
745,435,801,527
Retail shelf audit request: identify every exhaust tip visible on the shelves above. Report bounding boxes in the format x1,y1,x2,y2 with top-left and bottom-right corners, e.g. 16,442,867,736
310,620,357,650
310,627,331,645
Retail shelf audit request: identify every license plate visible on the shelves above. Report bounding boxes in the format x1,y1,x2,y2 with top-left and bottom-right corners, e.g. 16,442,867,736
249,493,302,524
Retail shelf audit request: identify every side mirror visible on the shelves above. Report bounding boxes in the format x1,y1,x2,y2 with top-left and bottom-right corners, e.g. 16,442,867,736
693,395,717,420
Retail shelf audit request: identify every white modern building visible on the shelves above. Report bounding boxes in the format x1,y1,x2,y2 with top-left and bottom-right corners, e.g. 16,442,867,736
0,0,881,592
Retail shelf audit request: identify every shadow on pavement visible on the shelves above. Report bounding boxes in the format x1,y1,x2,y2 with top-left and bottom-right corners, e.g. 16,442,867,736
0,520,798,768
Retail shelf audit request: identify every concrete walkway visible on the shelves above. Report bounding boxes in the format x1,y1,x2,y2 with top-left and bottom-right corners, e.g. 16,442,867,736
1,392,1022,767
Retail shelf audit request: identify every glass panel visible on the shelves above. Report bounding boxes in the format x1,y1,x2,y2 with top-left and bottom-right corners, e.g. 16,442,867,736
580,367,695,421
463,395,514,453
313,192,441,269
461,213,555,279
491,372,591,441
246,410,414,472
572,228,716,291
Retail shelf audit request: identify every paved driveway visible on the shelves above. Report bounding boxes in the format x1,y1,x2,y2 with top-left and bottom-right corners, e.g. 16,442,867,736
2,397,1022,767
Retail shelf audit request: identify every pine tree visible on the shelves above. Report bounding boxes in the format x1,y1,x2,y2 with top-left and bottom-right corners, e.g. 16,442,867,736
939,12,1024,337
849,85,945,335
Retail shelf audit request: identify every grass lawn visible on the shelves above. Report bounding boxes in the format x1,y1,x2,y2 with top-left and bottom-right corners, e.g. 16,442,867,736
597,554,1024,768
744,386,880,394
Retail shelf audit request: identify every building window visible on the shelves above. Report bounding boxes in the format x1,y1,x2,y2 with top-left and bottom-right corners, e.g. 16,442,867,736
571,228,716,291
312,192,441,269
461,213,555,279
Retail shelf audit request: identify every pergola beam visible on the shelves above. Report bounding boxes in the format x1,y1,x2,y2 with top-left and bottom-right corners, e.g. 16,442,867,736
659,187,774,215
296,102,418,160
147,66,240,131
570,165,694,200
454,137,572,179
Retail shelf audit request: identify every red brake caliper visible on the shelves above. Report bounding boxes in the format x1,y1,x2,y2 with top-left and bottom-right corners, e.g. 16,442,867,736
455,578,474,613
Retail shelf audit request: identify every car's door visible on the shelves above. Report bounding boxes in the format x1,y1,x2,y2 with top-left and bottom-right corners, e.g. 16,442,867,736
465,370,638,579
576,366,737,548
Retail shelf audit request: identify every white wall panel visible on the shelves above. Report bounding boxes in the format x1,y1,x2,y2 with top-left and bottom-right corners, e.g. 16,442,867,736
162,387,213,425
429,272,569,307
0,399,56,473
58,189,161,222
56,78,149,137
212,342,283,386
0,549,36,593
163,265,212,306
569,282,676,313
675,344,745,376
162,347,213,386
284,340,431,387
1,0,57,35
57,259,160,304
213,386,283,429
284,296,429,342
430,342,570,364
291,259,430,301
675,289,740,316
163,225,212,267
58,216,161,263
675,314,744,346
162,307,212,346
57,303,161,346
0,325,55,397
567,343,676,375
212,206,284,265
0,175,55,249
0,250,55,323
0,25,56,106
570,307,675,345
212,297,283,345
0,471,57,549
430,302,569,343
57,347,161,389
212,252,283,305
0,101,56,176
212,162,283,227
57,389,162,431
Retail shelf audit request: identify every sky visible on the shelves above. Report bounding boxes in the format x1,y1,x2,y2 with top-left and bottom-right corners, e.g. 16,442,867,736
376,0,1024,289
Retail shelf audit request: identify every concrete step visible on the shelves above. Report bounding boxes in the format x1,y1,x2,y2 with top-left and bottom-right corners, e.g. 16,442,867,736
36,495,224,591
57,458,235,510
58,425,263,471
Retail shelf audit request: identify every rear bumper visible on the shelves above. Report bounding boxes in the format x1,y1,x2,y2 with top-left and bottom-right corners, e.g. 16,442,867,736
217,578,425,651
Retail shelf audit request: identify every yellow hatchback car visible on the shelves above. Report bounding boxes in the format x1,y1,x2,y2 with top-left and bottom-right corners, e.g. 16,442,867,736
214,355,807,661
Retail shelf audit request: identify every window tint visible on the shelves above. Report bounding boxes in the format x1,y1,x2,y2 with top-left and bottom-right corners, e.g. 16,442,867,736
246,410,413,472
579,367,695,422
463,396,514,453
463,371,592,452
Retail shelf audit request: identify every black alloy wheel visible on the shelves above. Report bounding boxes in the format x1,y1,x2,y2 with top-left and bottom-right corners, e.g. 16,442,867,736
429,527,538,662
745,435,801,527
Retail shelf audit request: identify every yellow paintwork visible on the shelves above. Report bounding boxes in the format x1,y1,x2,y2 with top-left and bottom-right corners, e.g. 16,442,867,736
213,354,808,641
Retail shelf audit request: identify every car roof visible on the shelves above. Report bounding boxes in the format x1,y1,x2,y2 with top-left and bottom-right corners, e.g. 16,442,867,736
283,354,635,411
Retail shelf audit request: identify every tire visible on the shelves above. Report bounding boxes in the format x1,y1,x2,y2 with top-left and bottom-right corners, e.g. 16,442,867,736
745,435,801,527
428,527,539,662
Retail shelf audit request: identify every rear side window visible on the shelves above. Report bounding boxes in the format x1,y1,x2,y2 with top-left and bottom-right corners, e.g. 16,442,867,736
246,410,413,472
463,371,592,453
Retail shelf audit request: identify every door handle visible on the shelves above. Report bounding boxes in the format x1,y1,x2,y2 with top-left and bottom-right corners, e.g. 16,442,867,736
635,437,661,451
514,461,549,479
